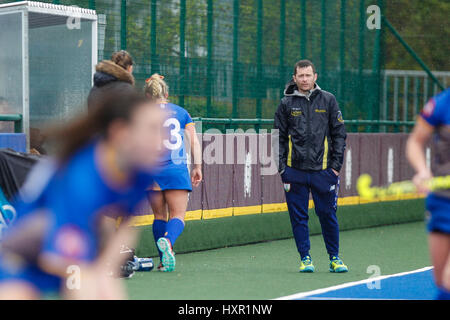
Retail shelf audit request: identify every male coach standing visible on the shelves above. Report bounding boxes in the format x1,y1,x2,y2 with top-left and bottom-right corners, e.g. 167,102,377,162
274,60,348,273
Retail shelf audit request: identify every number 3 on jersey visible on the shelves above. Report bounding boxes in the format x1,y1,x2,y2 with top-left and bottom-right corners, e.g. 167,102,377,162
163,118,182,151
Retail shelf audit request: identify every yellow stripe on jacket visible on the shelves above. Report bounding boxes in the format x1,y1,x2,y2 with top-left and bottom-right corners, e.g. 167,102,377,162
287,135,292,167
322,136,328,170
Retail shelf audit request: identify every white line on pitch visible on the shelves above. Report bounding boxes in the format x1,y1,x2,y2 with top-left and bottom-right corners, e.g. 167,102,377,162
306,297,401,300
274,266,433,300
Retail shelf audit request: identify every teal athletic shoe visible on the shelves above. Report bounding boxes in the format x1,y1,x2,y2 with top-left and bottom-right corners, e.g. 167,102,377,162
329,256,348,273
157,237,176,272
299,255,315,273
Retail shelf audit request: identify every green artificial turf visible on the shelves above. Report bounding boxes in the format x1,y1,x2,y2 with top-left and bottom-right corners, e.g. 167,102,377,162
127,221,431,300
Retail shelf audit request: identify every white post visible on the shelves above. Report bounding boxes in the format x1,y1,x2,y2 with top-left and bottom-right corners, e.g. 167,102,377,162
22,8,30,151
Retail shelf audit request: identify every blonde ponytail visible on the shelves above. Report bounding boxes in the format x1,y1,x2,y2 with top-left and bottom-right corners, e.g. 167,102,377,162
144,74,169,100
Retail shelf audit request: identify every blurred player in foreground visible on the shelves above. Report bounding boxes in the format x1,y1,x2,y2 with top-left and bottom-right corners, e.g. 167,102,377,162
0,82,164,299
406,87,450,300
144,74,202,272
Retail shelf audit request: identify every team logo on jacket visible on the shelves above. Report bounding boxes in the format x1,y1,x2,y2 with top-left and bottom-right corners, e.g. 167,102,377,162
284,183,291,192
337,111,344,123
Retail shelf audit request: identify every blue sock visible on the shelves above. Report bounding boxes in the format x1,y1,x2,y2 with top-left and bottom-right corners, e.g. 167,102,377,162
152,219,167,260
436,287,450,300
164,218,185,247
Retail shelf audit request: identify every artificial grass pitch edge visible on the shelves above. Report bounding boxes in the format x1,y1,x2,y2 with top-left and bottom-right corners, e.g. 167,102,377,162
135,199,426,257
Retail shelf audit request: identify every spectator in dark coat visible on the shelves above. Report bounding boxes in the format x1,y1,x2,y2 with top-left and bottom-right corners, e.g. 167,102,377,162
88,50,135,111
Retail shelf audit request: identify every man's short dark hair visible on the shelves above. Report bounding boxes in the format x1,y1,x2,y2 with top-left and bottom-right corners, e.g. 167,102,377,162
293,60,316,75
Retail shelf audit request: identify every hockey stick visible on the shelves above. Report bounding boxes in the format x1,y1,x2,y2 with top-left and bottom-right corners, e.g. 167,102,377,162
357,174,450,200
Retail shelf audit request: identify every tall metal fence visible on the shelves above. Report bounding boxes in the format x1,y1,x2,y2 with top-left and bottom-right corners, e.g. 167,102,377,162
382,70,450,132
1,0,447,133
